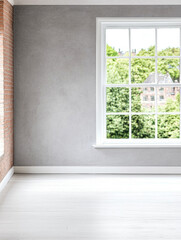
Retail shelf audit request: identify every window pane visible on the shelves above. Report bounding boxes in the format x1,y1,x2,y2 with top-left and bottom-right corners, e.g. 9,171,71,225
106,29,129,57
131,29,155,56
132,87,155,112
157,58,180,83
107,58,129,84
106,115,129,139
157,87,180,112
131,115,155,138
158,115,180,138
106,87,129,113
131,59,155,84
157,28,180,56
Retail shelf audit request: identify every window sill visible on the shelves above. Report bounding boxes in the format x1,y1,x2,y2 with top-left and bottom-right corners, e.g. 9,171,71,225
93,144,181,149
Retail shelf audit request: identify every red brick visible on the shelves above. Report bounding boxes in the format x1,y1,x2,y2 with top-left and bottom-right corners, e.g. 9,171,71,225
0,0,13,182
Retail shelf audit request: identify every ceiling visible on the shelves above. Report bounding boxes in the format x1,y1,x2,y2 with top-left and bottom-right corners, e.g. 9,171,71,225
8,0,181,5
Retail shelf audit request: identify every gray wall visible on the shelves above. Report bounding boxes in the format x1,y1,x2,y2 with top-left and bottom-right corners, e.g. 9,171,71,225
14,5,181,166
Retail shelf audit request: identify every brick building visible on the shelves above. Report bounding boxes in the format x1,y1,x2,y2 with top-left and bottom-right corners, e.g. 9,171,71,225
141,72,180,110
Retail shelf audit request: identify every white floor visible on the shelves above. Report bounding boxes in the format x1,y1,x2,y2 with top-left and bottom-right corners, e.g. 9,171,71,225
1,174,181,239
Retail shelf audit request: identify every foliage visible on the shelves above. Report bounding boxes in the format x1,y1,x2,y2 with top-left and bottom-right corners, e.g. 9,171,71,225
158,47,180,57
106,44,119,57
106,44,180,139
157,114,180,138
158,93,180,138
107,58,129,84
107,115,129,139
106,88,129,112
131,115,155,139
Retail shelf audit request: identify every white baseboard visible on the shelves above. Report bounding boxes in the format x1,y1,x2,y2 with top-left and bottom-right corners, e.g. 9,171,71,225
14,166,181,174
0,167,14,193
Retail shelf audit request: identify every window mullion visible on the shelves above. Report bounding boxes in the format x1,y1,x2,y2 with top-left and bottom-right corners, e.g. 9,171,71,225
180,27,181,139
129,28,132,139
103,26,107,141
106,83,181,87
155,27,158,139
106,112,180,115
107,56,180,59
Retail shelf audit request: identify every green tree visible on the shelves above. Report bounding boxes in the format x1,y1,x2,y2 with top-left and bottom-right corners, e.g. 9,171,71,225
158,93,180,138
106,44,119,57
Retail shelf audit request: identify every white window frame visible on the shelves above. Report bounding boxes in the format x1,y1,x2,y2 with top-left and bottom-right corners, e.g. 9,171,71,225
95,18,181,148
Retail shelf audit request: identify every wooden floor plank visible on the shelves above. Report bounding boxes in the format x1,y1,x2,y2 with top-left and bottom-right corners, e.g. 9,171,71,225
0,174,181,239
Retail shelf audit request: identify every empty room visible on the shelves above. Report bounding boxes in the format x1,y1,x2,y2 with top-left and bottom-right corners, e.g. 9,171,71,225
1,0,181,239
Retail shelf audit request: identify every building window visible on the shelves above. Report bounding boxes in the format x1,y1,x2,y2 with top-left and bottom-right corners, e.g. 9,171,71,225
96,18,181,147
171,87,176,95
151,96,155,101
159,95,164,101
143,96,148,101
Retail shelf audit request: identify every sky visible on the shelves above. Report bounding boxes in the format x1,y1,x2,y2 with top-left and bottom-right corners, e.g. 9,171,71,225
106,28,180,54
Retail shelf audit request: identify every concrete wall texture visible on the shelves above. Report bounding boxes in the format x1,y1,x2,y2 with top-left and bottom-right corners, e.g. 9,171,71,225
14,5,181,166
0,0,13,181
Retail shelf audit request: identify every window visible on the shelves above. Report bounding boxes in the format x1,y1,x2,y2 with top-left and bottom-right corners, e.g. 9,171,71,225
151,96,155,101
96,18,181,147
171,87,176,95
159,95,164,101
143,96,148,101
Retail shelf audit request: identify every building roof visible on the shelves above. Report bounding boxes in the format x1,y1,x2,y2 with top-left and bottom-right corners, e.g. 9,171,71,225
144,72,173,84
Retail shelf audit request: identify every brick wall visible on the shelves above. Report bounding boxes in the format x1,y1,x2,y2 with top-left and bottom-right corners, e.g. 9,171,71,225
0,0,13,182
